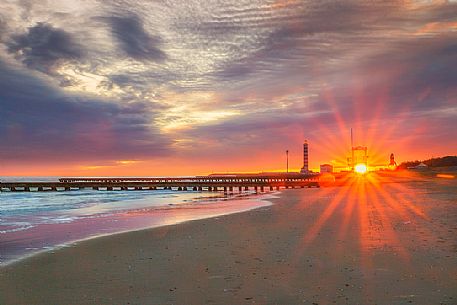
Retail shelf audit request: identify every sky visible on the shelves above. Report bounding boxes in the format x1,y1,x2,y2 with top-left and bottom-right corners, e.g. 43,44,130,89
0,0,456,176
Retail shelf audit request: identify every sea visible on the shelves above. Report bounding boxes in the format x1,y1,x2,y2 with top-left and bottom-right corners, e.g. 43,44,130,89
0,177,274,266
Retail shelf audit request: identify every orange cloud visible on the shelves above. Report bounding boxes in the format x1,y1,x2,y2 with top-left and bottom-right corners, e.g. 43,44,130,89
416,21,457,35
270,0,300,10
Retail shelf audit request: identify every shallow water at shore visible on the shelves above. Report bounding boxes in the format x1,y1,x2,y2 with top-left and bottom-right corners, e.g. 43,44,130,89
0,181,275,265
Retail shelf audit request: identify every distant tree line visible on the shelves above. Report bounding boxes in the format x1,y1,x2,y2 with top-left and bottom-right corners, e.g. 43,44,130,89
398,156,457,169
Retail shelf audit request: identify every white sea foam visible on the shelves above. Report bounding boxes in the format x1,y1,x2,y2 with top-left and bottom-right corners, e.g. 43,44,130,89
0,225,35,234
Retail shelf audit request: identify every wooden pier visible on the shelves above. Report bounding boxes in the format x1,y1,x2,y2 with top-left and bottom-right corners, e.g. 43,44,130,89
0,174,320,192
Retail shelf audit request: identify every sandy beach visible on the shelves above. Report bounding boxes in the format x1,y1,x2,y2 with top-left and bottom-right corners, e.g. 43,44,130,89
1,173,456,305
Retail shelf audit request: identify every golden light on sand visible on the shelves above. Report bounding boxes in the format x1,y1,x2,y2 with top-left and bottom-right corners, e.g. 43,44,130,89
354,163,368,174
293,171,431,266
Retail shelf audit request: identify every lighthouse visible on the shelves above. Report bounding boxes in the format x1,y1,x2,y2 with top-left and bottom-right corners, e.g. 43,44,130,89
300,140,309,174
388,153,397,170
389,153,397,166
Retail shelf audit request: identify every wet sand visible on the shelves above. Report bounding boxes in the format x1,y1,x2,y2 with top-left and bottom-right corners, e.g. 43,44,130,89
0,195,272,265
1,173,456,304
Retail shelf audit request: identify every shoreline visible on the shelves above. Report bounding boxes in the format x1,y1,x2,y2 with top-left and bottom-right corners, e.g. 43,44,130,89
0,191,277,267
1,175,456,304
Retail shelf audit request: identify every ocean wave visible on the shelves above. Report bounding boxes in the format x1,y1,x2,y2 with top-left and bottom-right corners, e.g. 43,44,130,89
0,225,34,234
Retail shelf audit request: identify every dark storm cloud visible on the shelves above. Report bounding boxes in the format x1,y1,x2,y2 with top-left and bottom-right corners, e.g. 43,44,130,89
6,23,85,74
106,14,166,61
0,60,171,162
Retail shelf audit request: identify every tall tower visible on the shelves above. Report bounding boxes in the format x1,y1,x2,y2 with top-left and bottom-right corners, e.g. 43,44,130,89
300,140,309,174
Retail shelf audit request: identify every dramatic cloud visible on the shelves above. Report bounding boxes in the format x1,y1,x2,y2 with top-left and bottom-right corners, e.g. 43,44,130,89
0,0,455,173
106,14,166,61
6,23,85,74
0,60,171,163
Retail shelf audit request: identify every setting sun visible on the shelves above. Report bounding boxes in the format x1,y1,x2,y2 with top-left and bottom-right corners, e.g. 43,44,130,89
355,163,368,174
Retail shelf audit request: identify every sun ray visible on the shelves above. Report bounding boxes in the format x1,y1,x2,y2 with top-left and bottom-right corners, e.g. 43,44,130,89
295,178,356,251
365,179,410,261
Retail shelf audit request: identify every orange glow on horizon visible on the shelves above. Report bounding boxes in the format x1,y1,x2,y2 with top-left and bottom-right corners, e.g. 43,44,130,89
436,174,455,179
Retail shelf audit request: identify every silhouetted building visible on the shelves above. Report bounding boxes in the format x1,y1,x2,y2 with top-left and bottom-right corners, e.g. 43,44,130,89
320,164,333,173
408,162,428,170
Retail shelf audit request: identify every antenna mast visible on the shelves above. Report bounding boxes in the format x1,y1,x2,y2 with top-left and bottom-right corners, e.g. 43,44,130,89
286,150,289,173
351,128,354,170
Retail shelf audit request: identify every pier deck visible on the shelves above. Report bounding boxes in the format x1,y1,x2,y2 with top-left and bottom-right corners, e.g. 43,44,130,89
0,174,320,192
